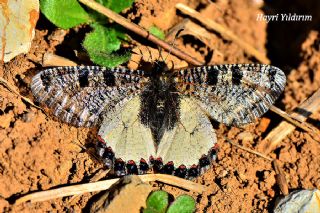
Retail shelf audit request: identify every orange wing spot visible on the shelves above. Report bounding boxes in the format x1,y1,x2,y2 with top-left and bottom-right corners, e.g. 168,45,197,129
97,135,106,143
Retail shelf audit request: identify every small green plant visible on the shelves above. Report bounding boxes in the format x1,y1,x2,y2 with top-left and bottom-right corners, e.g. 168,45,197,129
144,190,196,213
149,25,165,40
40,0,134,67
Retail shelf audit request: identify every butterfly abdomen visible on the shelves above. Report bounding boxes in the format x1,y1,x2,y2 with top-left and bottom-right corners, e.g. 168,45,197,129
139,75,180,145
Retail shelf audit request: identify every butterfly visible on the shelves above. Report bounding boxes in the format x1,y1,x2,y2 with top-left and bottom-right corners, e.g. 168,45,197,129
31,61,286,179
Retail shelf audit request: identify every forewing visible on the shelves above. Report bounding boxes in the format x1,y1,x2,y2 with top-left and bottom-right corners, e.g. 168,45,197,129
98,96,156,162
31,66,147,127
157,97,217,167
175,64,286,126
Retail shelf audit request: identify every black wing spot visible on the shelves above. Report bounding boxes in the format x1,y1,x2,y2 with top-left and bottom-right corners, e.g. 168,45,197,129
207,67,219,85
103,71,116,86
269,67,277,82
78,69,89,87
232,68,243,85
40,74,51,91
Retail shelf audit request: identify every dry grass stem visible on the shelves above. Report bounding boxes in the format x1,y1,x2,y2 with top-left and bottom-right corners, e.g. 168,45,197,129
0,77,44,112
68,169,110,205
272,160,289,196
167,19,223,58
140,174,216,193
225,137,273,161
15,174,210,204
15,178,119,205
259,88,320,154
42,53,77,67
269,106,319,135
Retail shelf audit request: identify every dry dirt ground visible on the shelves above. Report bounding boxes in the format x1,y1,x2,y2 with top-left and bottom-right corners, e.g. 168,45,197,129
1,0,320,212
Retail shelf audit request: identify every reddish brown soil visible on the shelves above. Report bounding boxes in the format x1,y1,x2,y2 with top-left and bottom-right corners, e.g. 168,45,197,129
1,0,320,212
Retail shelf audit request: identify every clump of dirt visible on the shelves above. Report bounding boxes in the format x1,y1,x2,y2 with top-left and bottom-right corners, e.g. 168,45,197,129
1,0,320,212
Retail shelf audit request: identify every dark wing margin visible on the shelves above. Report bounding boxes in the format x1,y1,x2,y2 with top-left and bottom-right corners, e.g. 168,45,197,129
175,64,286,126
31,66,147,127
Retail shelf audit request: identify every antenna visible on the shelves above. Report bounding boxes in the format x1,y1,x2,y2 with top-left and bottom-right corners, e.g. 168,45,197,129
130,48,146,67
145,46,153,62
145,46,160,66
164,28,184,62
158,46,165,62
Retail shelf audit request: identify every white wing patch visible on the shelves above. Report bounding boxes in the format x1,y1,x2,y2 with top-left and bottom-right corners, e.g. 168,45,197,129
99,97,217,167
98,96,156,163
157,97,217,167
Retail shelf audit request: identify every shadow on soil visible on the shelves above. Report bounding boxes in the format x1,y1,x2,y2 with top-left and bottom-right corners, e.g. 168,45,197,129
263,0,320,69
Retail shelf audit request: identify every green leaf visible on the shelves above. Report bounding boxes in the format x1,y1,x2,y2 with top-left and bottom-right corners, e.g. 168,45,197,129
144,191,169,213
167,195,196,213
107,0,135,13
149,26,165,40
143,208,158,213
84,24,122,53
97,0,135,13
40,0,91,29
83,24,130,67
87,0,134,24
87,51,130,68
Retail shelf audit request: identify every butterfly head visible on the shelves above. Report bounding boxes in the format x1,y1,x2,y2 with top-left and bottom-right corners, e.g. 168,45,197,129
153,60,169,75
137,59,170,79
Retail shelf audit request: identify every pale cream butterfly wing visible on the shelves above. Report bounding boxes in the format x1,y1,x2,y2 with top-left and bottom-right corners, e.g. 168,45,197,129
98,96,156,165
157,97,217,168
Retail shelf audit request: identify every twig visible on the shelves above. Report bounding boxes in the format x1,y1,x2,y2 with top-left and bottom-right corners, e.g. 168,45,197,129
15,178,118,204
78,0,203,66
270,106,320,136
258,88,320,154
67,141,110,205
68,169,110,205
141,174,216,192
175,3,270,64
0,77,45,113
272,160,289,196
14,174,211,204
167,19,221,53
42,53,77,67
225,137,273,161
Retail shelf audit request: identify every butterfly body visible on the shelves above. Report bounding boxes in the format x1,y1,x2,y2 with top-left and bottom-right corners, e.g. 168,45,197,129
139,61,180,146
